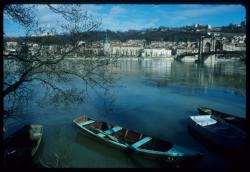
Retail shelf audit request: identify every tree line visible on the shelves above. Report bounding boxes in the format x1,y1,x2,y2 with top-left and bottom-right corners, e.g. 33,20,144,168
5,29,206,45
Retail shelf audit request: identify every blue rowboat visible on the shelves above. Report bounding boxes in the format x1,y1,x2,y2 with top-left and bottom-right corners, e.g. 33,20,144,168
73,116,203,165
188,115,246,153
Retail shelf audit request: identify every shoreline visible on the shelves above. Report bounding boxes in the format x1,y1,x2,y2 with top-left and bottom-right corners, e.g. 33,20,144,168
4,56,244,63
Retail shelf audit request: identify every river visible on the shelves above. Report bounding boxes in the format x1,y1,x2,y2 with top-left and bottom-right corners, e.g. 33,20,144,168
4,58,246,168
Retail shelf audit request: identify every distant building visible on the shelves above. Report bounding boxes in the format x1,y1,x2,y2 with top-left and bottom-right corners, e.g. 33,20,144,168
110,43,143,57
103,33,110,55
6,41,18,48
85,44,104,55
148,41,168,48
223,43,246,51
174,47,198,55
4,48,17,56
78,41,86,46
142,48,172,58
127,39,146,46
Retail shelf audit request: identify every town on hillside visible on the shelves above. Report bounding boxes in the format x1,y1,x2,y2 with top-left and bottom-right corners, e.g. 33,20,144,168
4,22,246,61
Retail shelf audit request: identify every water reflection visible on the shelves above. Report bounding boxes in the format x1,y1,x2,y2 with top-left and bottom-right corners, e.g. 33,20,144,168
5,58,245,96
111,59,245,97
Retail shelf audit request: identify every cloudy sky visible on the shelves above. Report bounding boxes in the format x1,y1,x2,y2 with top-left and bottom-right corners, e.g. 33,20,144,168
4,4,246,37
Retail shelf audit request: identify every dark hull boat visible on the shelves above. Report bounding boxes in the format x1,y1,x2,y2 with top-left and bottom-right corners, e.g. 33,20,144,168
74,116,203,166
197,106,246,130
4,124,43,167
188,115,246,153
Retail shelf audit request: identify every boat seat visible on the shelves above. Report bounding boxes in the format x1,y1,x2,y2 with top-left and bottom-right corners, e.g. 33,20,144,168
130,137,152,149
191,115,217,127
97,126,122,138
80,120,95,127
225,117,236,120
104,126,122,135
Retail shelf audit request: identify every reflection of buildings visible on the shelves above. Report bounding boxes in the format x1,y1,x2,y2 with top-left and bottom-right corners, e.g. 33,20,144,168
112,59,243,91
112,59,173,77
62,59,244,94
196,64,214,90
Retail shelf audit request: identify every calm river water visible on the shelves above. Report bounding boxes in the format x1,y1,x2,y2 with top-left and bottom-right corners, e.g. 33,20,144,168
4,58,246,168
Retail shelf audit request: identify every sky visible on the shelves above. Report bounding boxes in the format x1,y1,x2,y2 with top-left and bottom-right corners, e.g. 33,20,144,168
4,4,246,37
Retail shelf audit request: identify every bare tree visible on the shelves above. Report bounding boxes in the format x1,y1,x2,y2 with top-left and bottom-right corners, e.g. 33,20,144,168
3,4,116,119
4,4,37,29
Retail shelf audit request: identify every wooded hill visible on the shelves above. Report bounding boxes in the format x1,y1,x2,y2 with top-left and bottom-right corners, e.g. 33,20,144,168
4,23,245,45
4,29,205,45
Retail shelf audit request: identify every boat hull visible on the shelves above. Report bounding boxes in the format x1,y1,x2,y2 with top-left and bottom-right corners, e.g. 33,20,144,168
74,120,128,151
197,107,212,115
4,124,43,167
188,116,245,154
197,106,246,130
74,116,203,166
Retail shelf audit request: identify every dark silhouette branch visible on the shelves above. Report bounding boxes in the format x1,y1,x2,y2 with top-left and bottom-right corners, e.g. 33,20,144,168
4,5,36,28
3,5,115,119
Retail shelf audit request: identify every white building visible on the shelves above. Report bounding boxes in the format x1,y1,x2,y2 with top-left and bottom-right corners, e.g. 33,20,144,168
4,48,17,56
142,48,172,58
174,48,198,56
104,41,110,55
127,39,146,46
78,41,86,46
110,44,142,57
223,43,246,51
6,41,18,47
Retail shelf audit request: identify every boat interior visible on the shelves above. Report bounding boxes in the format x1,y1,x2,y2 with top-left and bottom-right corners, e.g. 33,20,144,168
111,128,173,151
76,117,173,151
206,121,245,137
211,114,246,131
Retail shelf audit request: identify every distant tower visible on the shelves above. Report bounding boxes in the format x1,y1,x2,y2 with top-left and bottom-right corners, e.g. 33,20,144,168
104,32,110,55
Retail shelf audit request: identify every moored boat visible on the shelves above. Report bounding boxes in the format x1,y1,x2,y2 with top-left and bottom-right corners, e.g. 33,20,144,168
4,124,43,167
188,115,246,153
197,106,246,130
73,116,203,166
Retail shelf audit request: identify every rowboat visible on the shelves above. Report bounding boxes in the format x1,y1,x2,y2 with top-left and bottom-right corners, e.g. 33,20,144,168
188,115,246,152
73,116,203,165
197,106,246,130
4,124,43,167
